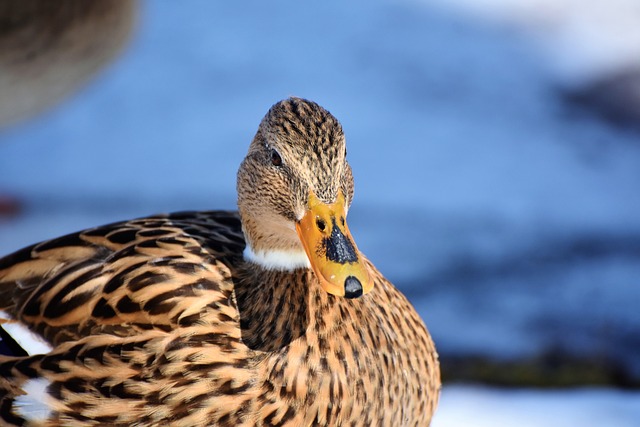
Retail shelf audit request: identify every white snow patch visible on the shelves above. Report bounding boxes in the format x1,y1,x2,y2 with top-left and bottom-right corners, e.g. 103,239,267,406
419,0,640,83
432,385,640,427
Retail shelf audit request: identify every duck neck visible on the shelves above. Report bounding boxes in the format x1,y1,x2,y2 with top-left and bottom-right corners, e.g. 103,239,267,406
234,264,348,352
240,215,310,272
242,243,310,272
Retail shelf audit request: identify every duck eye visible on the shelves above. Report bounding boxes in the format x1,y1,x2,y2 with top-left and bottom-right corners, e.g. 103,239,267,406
270,149,283,167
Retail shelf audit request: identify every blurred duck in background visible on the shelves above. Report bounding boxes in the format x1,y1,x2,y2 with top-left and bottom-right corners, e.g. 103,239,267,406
0,0,137,216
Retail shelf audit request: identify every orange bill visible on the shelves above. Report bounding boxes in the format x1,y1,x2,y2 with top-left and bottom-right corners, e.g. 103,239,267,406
295,191,373,298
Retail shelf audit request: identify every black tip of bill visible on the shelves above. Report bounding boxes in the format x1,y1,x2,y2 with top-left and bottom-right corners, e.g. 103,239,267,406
344,276,364,299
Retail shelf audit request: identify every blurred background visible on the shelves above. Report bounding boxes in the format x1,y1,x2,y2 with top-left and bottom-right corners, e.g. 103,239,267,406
1,1,639,425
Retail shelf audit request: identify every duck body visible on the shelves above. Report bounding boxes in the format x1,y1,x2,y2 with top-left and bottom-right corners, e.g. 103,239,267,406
0,98,440,426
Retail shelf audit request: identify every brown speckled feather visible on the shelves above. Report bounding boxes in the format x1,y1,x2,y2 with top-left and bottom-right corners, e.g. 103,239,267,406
0,98,440,426
0,212,244,346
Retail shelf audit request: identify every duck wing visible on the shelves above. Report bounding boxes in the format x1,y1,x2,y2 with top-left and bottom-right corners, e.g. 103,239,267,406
0,211,246,348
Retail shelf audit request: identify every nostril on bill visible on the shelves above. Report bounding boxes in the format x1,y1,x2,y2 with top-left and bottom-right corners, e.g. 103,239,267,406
344,276,363,299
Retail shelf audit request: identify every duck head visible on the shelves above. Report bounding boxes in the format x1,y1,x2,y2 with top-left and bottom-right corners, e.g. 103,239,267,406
237,98,373,298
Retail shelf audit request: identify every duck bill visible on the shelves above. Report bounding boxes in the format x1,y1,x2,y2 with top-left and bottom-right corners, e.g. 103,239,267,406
295,191,373,298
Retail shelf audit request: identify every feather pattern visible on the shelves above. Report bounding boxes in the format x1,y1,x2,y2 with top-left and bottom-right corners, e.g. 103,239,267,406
0,98,440,426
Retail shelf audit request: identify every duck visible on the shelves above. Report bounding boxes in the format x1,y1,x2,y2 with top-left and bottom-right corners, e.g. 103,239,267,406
0,0,137,127
0,0,138,218
0,98,440,426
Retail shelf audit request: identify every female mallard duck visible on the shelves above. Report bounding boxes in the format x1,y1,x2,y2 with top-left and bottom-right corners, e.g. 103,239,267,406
0,98,440,426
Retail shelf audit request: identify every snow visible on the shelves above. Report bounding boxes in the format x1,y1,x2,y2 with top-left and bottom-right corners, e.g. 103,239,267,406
420,0,640,84
433,385,640,427
1,0,639,423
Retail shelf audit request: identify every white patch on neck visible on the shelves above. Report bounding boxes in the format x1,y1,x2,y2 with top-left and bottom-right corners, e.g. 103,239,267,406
243,244,311,271
1,311,53,356
13,378,53,423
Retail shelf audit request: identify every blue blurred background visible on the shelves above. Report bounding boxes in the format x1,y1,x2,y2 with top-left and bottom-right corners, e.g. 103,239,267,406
1,1,639,425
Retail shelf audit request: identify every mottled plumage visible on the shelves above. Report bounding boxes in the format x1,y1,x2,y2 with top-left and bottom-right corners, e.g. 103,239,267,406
0,98,440,426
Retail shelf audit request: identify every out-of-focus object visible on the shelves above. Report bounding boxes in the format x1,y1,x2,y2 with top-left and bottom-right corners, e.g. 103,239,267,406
0,194,21,218
564,68,640,129
424,0,640,129
0,0,137,127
